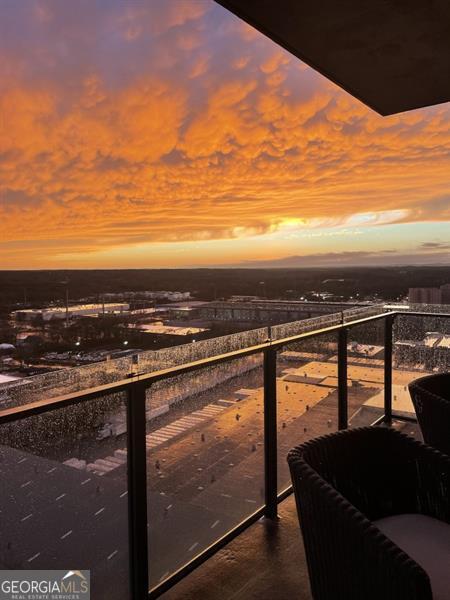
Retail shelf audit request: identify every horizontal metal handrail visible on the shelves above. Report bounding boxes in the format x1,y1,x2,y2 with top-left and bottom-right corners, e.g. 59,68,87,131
0,310,394,425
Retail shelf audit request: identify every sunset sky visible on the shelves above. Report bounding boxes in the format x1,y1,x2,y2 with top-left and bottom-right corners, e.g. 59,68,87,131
1,0,449,269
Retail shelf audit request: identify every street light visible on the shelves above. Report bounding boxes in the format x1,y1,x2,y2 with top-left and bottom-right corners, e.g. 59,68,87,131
123,340,129,346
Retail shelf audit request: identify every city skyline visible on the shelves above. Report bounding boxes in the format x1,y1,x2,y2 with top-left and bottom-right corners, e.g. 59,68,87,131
1,0,449,269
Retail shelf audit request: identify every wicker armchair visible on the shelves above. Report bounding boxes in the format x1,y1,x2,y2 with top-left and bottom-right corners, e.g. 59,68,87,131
409,373,450,455
287,427,450,600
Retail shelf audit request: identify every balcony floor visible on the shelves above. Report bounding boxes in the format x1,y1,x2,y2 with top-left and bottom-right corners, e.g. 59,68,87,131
160,494,312,600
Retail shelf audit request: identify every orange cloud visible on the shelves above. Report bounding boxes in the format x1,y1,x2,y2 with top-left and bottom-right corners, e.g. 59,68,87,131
0,0,449,268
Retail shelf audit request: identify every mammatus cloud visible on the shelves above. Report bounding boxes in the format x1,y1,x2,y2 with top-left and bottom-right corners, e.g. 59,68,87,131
0,0,449,268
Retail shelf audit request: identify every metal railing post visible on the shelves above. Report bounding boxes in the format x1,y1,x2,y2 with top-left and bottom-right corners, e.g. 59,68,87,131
127,382,149,599
384,315,394,424
263,347,278,520
338,328,348,429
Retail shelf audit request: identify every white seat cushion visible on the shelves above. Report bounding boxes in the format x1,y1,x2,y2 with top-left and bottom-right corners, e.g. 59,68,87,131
374,513,450,600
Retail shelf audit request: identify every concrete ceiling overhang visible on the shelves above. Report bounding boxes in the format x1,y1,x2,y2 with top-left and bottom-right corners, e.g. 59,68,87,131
215,0,450,116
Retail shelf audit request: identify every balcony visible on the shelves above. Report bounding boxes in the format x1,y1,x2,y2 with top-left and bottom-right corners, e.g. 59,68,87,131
0,304,448,599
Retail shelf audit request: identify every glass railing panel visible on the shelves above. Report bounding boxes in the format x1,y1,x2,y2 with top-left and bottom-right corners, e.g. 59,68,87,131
276,332,338,492
347,319,385,427
401,302,450,316
271,313,341,341
343,304,386,322
0,392,130,599
0,328,269,411
393,310,450,431
145,355,264,589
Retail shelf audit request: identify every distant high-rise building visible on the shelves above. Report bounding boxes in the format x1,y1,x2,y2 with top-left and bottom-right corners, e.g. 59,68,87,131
408,287,442,304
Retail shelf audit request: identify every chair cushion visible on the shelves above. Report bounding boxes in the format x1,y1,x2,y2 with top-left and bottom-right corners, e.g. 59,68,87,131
374,514,450,600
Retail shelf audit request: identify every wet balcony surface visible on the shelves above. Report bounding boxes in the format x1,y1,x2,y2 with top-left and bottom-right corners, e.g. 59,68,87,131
161,494,312,600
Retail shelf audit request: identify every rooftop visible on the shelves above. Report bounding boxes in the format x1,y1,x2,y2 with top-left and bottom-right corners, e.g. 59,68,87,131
13,303,129,315
129,322,209,336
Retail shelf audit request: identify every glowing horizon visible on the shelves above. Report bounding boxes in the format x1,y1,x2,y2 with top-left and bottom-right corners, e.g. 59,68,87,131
1,0,449,269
